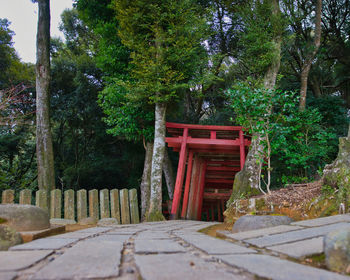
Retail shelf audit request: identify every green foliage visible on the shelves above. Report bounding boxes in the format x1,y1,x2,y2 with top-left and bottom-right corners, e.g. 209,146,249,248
271,108,338,179
114,0,208,104
226,83,339,187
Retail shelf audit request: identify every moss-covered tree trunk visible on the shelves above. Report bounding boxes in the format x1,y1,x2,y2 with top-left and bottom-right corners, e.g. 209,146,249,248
228,0,282,204
323,124,350,188
146,102,166,221
140,142,153,221
35,0,55,205
299,0,322,111
163,148,175,200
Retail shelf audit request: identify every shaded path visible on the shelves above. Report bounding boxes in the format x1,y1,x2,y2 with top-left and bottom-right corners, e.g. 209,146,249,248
1,217,350,279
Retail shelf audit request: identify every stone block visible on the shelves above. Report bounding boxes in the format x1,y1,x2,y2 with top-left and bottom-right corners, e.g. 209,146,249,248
267,237,324,258
324,228,350,273
19,189,32,205
291,214,350,227
2,190,14,204
0,250,52,271
33,240,122,279
97,218,118,227
50,189,61,219
129,189,140,224
215,254,349,280
35,190,48,212
134,239,186,254
0,204,50,231
135,253,249,280
0,225,22,251
120,189,130,224
232,215,293,233
245,222,350,248
77,189,87,222
88,189,99,221
10,237,78,251
64,189,75,221
110,189,120,223
175,232,255,255
99,189,110,219
218,225,303,241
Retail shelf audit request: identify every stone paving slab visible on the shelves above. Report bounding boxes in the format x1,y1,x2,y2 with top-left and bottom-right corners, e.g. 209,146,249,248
85,234,131,243
76,227,112,233
0,272,17,280
32,240,123,279
135,231,172,240
291,214,350,227
135,239,186,254
267,237,324,258
245,222,350,248
215,254,350,280
46,231,95,239
0,250,53,271
217,225,303,241
175,232,256,255
135,253,252,280
10,238,78,251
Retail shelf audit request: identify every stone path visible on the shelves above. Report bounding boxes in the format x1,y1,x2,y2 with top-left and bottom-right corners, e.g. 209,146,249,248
1,216,350,280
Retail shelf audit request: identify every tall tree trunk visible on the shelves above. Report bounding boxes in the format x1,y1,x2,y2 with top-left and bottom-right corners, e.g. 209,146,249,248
163,148,175,200
140,142,153,221
299,0,322,111
36,0,55,206
229,0,282,202
146,102,166,221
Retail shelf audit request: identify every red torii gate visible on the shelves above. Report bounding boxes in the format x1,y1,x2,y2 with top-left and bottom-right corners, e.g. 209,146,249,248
165,122,251,221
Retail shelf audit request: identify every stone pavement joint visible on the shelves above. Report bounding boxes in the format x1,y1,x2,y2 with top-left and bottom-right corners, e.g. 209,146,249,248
1,217,350,279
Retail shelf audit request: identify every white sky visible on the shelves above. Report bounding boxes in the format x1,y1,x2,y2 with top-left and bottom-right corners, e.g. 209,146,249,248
0,0,74,63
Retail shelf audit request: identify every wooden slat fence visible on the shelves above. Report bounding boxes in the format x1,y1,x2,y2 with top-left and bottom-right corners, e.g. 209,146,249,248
1,188,140,224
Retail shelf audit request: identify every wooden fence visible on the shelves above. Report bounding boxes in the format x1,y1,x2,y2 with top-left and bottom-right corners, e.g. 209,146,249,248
1,188,140,224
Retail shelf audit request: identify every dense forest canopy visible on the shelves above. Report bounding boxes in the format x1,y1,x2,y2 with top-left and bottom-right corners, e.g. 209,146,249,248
0,0,349,217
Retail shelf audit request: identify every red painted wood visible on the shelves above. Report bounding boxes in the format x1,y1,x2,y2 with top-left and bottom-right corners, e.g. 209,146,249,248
205,179,234,184
207,160,240,166
196,161,207,220
189,157,201,219
166,122,243,131
206,166,241,172
217,201,222,222
166,137,245,148
171,128,188,218
239,130,246,170
210,131,216,139
181,150,194,218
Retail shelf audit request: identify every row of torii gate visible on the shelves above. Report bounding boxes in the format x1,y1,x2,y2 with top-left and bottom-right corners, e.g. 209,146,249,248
165,122,251,221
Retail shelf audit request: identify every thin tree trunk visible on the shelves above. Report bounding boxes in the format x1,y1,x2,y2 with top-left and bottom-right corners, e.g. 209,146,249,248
146,102,166,221
163,148,175,200
140,142,153,221
299,0,322,111
36,0,55,206
230,0,281,200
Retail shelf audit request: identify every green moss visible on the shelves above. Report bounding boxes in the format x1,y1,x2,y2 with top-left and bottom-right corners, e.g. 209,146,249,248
320,203,337,217
255,198,266,209
0,218,7,224
145,210,166,222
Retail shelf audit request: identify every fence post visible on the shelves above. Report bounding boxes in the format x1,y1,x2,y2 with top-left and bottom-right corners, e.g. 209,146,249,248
99,189,110,219
50,189,62,219
89,189,99,221
77,189,87,222
19,189,32,205
120,189,130,224
110,189,121,224
36,190,48,212
64,189,75,220
129,189,140,224
2,189,14,204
